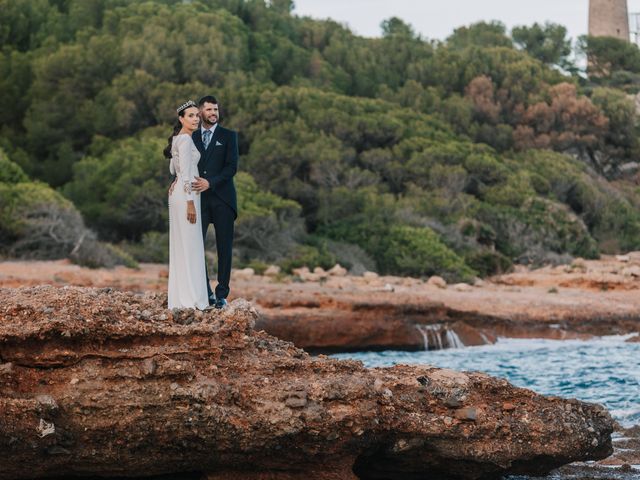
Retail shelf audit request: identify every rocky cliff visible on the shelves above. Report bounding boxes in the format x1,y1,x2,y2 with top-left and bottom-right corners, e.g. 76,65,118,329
0,286,613,479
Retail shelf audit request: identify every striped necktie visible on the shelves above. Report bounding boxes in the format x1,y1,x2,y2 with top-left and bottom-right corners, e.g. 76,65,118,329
203,129,212,149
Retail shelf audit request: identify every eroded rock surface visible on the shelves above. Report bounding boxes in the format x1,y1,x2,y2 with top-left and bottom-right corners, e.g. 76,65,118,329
0,286,614,479
2,258,639,352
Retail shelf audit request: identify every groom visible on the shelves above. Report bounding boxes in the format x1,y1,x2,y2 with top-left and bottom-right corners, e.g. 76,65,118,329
191,95,238,309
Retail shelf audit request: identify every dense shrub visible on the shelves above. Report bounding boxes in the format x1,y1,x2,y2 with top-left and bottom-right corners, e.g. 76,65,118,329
379,225,476,281
3,1,640,277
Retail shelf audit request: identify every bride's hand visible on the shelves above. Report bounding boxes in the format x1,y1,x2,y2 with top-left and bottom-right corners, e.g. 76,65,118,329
186,201,196,224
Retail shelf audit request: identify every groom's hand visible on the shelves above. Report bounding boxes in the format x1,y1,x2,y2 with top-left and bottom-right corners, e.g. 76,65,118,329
192,177,210,192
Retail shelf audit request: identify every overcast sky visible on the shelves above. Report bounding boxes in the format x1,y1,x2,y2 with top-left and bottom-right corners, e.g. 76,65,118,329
293,0,640,44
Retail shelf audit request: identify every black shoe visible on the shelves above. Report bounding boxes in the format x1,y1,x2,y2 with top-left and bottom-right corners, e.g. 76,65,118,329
214,298,227,309
208,295,216,306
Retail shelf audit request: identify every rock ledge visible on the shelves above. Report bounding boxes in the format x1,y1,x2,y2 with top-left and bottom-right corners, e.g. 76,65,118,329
0,286,613,479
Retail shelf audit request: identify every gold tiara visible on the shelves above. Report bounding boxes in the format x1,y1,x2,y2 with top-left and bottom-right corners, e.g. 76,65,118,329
176,100,197,114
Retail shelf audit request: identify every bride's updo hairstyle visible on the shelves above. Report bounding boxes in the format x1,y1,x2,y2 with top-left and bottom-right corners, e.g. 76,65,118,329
163,100,198,159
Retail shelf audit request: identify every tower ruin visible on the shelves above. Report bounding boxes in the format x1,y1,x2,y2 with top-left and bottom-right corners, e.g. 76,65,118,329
589,0,630,41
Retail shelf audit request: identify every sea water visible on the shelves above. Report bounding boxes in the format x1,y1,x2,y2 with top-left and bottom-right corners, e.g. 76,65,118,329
333,335,640,427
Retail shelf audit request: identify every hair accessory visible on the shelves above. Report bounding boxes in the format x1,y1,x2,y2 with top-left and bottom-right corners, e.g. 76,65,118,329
176,100,197,114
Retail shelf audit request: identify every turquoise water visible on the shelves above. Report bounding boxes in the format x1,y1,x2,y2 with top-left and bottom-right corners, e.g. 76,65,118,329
333,335,640,427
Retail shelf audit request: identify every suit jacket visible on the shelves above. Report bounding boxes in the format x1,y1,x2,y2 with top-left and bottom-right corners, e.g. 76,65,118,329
192,125,238,219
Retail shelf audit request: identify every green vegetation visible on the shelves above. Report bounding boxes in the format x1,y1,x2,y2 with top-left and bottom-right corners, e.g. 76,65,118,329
0,149,132,267
2,1,640,280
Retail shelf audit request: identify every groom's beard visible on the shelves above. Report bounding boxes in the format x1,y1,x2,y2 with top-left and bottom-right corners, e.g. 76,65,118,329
201,117,218,128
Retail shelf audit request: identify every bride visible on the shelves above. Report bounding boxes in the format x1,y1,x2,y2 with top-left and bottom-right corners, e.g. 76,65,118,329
164,100,209,310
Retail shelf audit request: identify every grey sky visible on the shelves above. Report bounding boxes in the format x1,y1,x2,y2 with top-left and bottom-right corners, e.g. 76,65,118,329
293,0,640,44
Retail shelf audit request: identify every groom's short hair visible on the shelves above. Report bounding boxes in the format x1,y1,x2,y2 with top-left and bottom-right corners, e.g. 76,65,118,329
198,95,218,107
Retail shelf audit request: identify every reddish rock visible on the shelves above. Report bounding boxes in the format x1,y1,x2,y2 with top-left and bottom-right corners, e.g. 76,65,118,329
2,258,640,352
0,286,614,480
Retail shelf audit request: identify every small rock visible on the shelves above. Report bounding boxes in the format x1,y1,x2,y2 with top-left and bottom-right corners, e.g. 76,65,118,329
0,362,13,375
69,378,79,385
392,439,410,452
285,391,307,408
454,407,477,421
443,416,453,426
362,271,379,280
616,255,630,263
142,358,157,376
327,264,347,277
502,402,516,411
622,266,640,277
453,283,472,292
313,267,327,277
264,265,281,277
292,267,322,282
427,276,447,289
383,283,394,292
571,258,587,270
445,397,463,408
292,267,310,277
37,419,55,437
233,268,255,280
301,272,321,282
35,395,58,412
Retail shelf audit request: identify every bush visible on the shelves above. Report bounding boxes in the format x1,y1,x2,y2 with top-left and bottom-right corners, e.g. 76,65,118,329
234,172,305,262
0,149,28,183
63,133,170,241
278,241,337,273
475,198,599,265
465,249,512,277
324,239,377,275
380,225,476,281
121,231,169,264
0,181,131,267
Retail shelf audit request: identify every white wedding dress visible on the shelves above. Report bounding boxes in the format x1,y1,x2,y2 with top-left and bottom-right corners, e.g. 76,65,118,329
167,134,209,310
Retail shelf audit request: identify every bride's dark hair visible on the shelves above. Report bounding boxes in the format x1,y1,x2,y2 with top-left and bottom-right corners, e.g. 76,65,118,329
164,100,197,159
163,116,184,159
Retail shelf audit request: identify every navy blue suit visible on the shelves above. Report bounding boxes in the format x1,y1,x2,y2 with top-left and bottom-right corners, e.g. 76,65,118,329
192,125,238,300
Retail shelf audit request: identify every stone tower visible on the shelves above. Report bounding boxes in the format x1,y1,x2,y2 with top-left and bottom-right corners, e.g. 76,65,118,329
589,0,630,41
